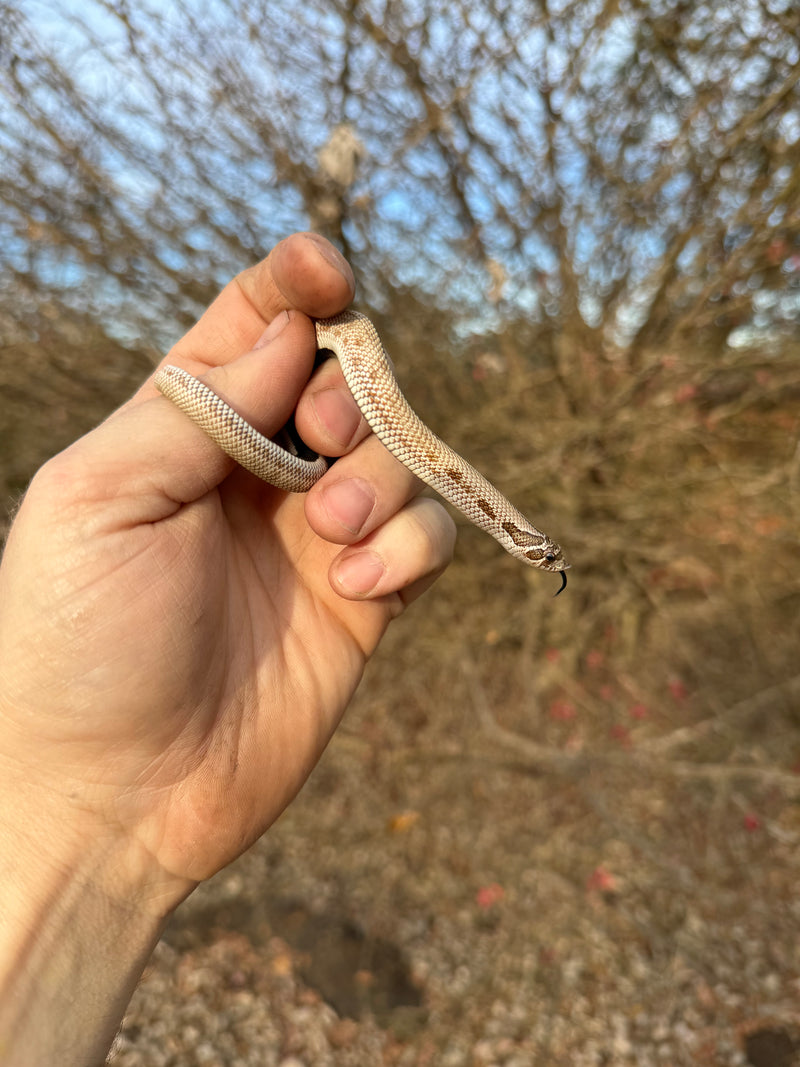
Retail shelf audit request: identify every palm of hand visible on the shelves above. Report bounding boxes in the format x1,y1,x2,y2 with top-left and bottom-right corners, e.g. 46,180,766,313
0,452,397,887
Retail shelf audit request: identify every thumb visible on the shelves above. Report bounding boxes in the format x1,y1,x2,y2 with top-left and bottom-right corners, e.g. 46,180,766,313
65,310,319,512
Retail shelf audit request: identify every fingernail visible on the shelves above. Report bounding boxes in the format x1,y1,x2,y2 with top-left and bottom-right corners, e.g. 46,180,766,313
253,309,290,349
334,550,385,596
322,479,375,535
303,233,356,290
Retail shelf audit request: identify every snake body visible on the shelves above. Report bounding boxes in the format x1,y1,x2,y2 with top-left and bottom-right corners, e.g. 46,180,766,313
154,310,569,591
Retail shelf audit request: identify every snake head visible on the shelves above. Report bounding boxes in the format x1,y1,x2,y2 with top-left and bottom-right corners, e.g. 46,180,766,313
533,546,571,597
500,522,569,593
525,541,570,594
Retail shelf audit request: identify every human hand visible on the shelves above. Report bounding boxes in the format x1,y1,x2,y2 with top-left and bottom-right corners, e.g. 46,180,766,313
0,233,455,911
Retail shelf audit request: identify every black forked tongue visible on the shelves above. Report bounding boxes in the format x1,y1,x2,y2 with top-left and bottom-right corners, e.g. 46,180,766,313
554,571,567,597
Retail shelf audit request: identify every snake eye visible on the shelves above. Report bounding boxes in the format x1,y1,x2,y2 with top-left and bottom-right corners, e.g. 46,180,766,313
545,552,555,563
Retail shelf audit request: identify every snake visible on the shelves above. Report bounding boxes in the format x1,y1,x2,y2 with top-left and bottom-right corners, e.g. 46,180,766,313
153,309,569,593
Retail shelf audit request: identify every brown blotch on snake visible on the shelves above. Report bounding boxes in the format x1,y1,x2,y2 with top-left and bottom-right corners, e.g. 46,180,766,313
501,520,544,547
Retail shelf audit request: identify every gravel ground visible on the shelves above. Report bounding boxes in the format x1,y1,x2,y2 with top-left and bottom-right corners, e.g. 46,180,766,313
107,618,800,1067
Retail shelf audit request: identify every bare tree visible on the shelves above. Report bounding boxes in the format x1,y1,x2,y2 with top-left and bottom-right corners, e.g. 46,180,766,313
1,0,797,359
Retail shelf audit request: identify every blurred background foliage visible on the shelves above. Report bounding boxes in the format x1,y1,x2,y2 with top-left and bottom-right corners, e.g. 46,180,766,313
2,1,800,1061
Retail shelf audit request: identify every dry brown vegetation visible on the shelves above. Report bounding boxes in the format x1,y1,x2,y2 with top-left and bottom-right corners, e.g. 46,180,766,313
2,1,800,1063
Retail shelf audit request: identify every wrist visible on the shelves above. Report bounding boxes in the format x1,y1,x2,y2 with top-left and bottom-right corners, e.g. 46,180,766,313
0,774,191,1066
